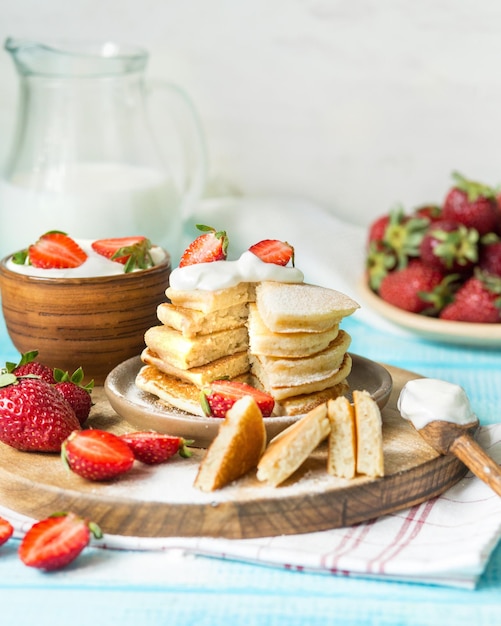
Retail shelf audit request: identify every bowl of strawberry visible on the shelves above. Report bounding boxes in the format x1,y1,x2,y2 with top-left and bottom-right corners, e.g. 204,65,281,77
0,232,171,383
362,171,501,345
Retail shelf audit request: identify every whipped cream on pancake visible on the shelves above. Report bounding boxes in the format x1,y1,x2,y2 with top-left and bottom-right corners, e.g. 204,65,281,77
5,239,166,278
169,250,304,291
397,378,477,430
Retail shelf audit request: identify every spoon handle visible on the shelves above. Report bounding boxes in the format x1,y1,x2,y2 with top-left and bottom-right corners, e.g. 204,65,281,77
450,433,501,497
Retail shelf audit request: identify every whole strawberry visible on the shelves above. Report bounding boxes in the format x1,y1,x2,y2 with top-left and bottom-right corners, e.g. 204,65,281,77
479,239,501,277
411,204,443,223
0,374,81,451
19,512,102,571
419,219,479,273
442,172,500,236
120,431,193,465
62,429,135,481
54,367,94,426
6,350,56,385
439,270,501,323
378,259,453,315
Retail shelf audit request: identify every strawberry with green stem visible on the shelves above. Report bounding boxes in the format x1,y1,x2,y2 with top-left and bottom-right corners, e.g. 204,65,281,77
419,219,479,273
13,231,87,269
179,225,229,267
19,512,102,571
443,171,500,236
439,269,501,323
378,259,457,315
91,236,155,273
201,380,275,418
4,350,56,385
120,431,193,465
54,367,94,426
0,373,81,451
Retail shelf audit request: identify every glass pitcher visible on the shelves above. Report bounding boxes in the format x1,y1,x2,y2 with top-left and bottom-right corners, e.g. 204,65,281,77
0,38,207,261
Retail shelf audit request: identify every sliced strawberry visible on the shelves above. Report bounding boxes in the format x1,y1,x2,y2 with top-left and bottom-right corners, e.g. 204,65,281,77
201,380,275,418
26,231,87,269
0,516,14,546
248,239,295,266
91,236,154,272
179,225,228,267
61,429,135,481
120,431,193,465
18,512,102,571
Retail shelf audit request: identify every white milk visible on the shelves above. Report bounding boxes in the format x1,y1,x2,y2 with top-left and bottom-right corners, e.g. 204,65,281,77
0,162,182,260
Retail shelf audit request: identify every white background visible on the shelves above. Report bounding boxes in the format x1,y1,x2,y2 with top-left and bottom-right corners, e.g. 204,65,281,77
1,0,501,226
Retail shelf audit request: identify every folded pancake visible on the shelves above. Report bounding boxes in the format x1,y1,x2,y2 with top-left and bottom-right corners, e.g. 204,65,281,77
256,282,360,333
157,301,248,338
144,324,249,370
141,347,250,387
247,303,340,357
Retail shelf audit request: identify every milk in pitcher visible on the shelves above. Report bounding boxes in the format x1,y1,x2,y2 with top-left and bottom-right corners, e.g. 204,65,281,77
0,162,182,260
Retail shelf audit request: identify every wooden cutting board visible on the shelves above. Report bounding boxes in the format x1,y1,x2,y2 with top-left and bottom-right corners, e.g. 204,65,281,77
0,364,467,539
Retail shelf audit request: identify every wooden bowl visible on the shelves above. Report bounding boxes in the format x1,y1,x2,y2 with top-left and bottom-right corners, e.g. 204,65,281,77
0,254,171,384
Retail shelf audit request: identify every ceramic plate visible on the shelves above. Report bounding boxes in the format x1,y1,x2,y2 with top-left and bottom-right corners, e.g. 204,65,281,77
104,354,393,448
359,279,501,348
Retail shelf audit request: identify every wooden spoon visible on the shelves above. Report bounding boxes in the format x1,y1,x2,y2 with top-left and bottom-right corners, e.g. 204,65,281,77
415,419,501,497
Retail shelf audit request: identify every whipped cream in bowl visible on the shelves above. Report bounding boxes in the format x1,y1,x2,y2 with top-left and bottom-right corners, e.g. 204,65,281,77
5,239,167,279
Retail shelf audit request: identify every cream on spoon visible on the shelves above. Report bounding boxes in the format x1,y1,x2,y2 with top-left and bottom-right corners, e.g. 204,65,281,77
398,378,501,497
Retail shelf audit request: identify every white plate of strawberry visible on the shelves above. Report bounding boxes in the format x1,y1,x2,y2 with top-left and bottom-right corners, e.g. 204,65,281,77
362,172,501,346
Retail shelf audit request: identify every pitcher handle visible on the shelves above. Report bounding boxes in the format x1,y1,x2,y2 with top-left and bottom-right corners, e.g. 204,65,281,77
147,80,208,220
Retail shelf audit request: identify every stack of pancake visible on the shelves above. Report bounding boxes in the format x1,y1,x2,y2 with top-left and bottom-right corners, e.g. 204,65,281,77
136,280,359,417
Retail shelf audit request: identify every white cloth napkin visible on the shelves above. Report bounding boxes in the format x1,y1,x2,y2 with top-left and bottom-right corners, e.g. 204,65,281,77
2,423,500,589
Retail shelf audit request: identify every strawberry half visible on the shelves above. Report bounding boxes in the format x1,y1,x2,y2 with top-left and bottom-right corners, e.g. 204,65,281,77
61,429,135,481
179,225,228,267
19,512,102,571
201,380,275,418
91,236,154,273
120,431,193,465
248,239,295,266
0,516,14,547
24,231,87,269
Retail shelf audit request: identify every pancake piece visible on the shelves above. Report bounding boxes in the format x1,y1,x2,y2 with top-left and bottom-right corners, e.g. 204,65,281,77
277,380,349,416
327,396,356,479
135,364,205,415
157,301,248,337
194,396,266,492
141,347,250,387
247,303,340,357
256,282,359,333
144,324,249,370
251,352,352,401
249,330,351,387
256,403,330,486
166,282,251,313
353,389,384,477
